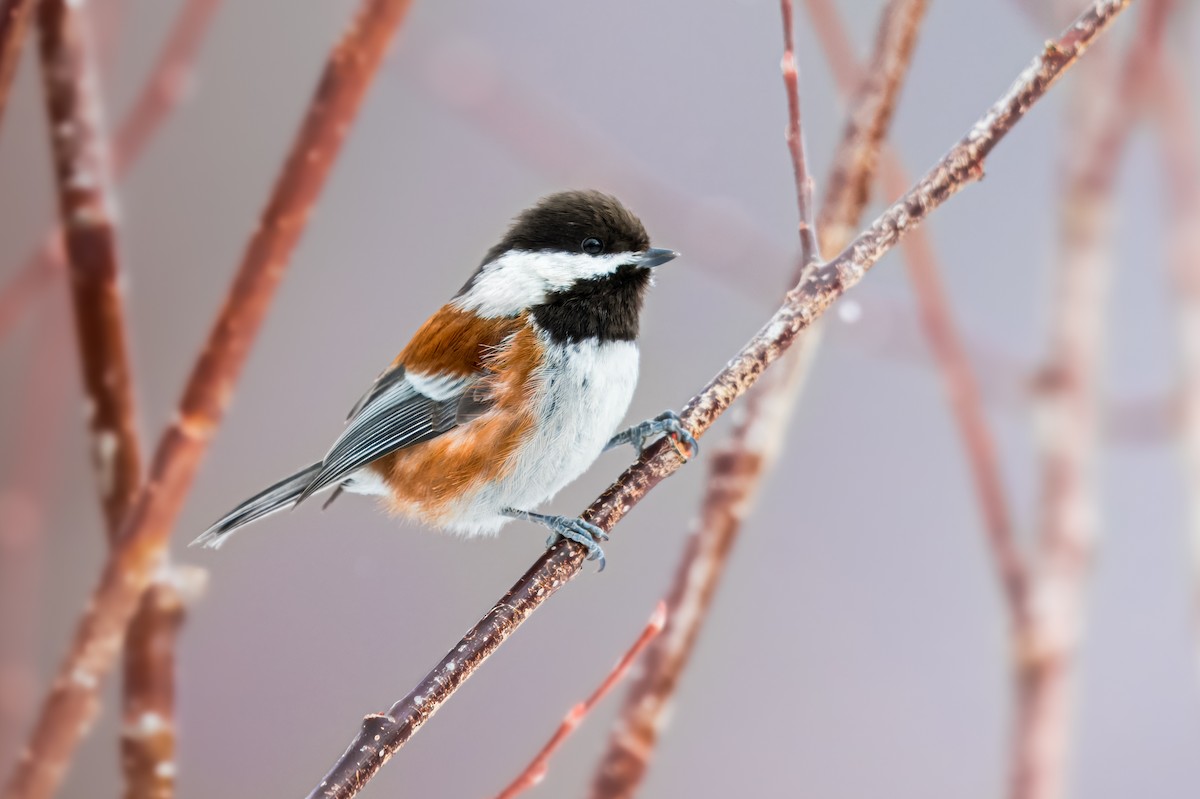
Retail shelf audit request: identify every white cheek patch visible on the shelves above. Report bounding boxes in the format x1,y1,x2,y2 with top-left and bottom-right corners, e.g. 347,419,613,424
454,250,637,318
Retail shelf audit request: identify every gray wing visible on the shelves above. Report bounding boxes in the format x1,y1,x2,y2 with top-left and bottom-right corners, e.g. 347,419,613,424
345,364,410,422
297,371,483,503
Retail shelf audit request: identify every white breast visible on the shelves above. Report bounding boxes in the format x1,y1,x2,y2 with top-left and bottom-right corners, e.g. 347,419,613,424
450,331,640,534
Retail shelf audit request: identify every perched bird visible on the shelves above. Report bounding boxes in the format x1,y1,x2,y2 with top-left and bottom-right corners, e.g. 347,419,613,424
192,190,695,569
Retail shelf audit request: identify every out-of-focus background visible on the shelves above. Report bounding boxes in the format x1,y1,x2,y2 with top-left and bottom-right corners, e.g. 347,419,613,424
2,0,1200,797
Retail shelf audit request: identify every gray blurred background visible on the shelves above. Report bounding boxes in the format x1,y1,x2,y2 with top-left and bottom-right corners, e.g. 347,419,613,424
2,0,1200,796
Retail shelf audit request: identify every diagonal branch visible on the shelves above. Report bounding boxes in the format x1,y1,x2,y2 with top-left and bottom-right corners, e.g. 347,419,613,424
492,604,666,799
1,2,415,798
110,0,223,177
304,4,1131,797
589,1,926,795
0,0,36,134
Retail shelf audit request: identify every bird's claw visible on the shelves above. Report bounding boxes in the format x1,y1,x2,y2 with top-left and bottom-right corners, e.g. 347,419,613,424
608,409,699,462
544,516,609,572
655,410,700,461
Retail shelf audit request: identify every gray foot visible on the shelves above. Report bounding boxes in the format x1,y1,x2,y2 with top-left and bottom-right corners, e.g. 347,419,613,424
605,410,699,461
503,508,609,571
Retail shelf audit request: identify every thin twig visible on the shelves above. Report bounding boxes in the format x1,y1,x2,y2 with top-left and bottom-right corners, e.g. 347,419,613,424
1012,5,1168,799
589,1,926,794
0,0,224,348
0,0,36,133
305,5,1131,797
779,0,820,267
1,3,415,798
492,604,666,799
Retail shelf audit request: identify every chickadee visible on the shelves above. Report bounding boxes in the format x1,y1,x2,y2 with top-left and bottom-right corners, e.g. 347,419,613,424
192,190,696,569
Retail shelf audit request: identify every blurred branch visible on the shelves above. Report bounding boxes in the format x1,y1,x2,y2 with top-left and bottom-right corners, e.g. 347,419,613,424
0,244,61,344
304,4,1130,797
110,0,222,176
491,604,665,799
881,155,1028,623
1,2,415,798
1155,48,1200,688
1012,5,1168,799
417,39,792,308
119,584,183,799
36,0,142,541
0,294,72,776
0,0,224,348
838,292,1185,447
589,1,926,795
0,0,36,133
90,0,130,71
119,569,205,799
34,5,201,797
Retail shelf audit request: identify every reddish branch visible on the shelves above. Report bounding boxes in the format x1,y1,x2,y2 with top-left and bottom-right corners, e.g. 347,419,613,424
0,296,72,775
110,0,222,176
305,4,1130,797
1,2,415,798
36,0,142,539
118,584,183,799
492,604,666,799
119,569,205,799
0,0,36,132
1012,5,1168,799
34,3,222,796
882,156,1028,622
0,248,60,344
779,0,819,267
0,0,223,347
589,1,926,795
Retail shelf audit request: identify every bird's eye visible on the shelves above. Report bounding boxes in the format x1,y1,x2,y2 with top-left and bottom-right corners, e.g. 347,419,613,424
581,237,604,255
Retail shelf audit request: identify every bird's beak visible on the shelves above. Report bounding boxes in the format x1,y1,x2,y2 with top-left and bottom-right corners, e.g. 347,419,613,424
635,248,679,268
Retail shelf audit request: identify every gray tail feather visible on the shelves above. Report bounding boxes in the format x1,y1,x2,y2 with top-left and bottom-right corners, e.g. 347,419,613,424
191,462,325,549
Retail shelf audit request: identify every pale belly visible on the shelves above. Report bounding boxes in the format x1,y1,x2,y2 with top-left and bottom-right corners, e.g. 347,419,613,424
444,337,639,535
